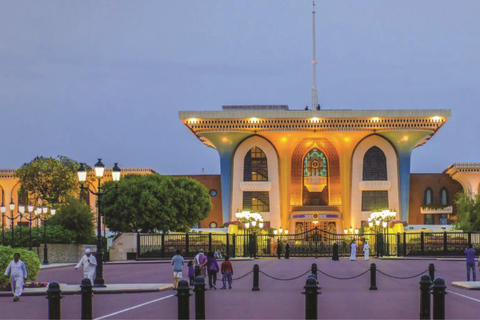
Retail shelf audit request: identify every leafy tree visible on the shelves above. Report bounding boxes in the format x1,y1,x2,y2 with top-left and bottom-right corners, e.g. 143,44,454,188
101,174,211,233
455,191,480,231
14,156,80,205
50,197,95,244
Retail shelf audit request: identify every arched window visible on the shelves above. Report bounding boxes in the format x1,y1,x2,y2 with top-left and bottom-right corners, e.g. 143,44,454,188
362,146,387,181
424,188,433,205
303,148,328,178
244,147,268,181
440,188,448,206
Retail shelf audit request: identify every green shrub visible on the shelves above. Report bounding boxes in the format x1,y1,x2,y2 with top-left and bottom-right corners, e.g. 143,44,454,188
4,224,78,248
0,246,41,286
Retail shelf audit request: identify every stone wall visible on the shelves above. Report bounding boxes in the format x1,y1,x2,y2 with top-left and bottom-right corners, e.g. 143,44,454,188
36,244,95,264
109,233,137,261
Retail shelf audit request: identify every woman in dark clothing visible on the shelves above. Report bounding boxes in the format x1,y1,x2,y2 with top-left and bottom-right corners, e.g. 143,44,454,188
207,252,219,289
285,243,290,259
332,242,339,261
277,242,283,259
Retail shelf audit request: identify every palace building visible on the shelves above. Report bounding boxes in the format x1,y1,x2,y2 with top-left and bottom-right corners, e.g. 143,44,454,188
179,106,453,233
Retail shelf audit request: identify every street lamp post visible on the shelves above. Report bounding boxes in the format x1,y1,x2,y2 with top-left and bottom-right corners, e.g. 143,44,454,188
4,200,19,247
1,204,6,246
23,205,36,251
77,160,121,287
36,206,56,264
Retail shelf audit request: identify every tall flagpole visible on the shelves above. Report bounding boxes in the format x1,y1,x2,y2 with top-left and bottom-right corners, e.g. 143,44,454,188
311,1,319,110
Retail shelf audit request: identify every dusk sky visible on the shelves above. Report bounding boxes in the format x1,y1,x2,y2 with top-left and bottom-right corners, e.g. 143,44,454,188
1,1,479,174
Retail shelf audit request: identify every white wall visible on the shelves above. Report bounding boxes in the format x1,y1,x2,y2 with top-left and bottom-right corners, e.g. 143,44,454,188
231,136,281,228
350,135,400,227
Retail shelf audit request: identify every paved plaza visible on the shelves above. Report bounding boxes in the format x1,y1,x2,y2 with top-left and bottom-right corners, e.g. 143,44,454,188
1,258,480,319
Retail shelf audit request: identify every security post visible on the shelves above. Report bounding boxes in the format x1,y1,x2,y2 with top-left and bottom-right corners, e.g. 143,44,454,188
303,275,319,320
252,264,260,291
432,277,447,320
176,279,191,320
81,278,93,320
419,275,431,320
194,276,206,320
369,263,377,290
46,282,63,320
428,263,435,282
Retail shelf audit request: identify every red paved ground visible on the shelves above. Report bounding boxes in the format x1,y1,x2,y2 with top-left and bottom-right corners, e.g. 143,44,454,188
1,258,479,319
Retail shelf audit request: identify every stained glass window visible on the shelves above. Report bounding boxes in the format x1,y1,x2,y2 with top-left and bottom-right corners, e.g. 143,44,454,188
303,148,327,177
243,191,269,212
363,146,387,181
244,147,268,181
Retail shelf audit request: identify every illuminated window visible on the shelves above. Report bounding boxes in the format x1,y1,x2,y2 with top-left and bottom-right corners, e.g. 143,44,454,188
244,147,268,181
243,191,269,212
363,146,387,181
361,191,388,211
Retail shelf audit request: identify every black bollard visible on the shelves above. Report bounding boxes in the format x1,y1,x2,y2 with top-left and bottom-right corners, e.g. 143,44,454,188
311,263,318,279
195,265,201,278
80,278,93,320
369,263,377,290
432,277,446,320
252,264,260,291
419,275,431,320
46,282,63,320
194,276,206,320
303,275,319,320
429,263,435,282
176,279,191,320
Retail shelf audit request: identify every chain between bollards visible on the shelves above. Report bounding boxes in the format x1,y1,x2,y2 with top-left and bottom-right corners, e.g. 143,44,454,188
432,277,446,320
176,279,191,320
46,282,63,320
303,275,320,320
428,263,435,282
419,274,431,320
369,263,377,290
194,276,206,320
252,264,260,291
80,278,93,320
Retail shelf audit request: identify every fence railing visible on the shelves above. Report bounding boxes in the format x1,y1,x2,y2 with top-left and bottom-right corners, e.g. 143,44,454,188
136,231,480,259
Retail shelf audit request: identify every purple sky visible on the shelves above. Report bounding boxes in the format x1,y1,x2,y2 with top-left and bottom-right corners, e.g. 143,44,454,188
1,1,479,174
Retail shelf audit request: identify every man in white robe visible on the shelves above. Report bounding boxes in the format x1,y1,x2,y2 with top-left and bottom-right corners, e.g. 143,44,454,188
4,253,28,302
350,240,358,261
363,241,370,260
75,248,97,283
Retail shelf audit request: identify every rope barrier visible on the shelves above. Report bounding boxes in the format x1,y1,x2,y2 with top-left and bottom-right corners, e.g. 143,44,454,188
317,268,370,280
231,270,253,281
259,269,312,281
377,269,428,280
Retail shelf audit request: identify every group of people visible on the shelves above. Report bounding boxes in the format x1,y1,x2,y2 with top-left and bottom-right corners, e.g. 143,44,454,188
171,249,234,290
330,240,371,261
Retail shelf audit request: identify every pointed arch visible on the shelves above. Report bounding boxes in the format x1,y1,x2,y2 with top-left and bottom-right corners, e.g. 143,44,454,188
440,187,448,206
363,146,387,181
424,187,433,205
244,147,268,181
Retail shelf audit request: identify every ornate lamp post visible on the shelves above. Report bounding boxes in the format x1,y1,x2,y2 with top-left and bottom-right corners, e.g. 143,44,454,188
36,206,56,264
77,159,121,287
1,203,6,245
4,200,19,247
23,205,37,251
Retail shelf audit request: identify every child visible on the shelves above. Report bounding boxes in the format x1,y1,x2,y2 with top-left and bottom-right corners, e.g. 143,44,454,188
187,260,195,287
220,255,234,290
4,253,28,302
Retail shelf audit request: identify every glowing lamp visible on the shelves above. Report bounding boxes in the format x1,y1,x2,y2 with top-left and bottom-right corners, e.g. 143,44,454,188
259,222,264,229
285,230,289,235
112,163,121,182
382,221,387,228
279,227,283,234
344,228,348,234
349,227,353,233
245,222,250,229
51,207,56,216
94,158,105,178
375,220,380,226
77,163,87,183
19,205,25,214
27,205,34,213
355,228,359,234
42,206,48,214
368,222,373,228
9,199,15,211
273,230,278,235
0,204,5,214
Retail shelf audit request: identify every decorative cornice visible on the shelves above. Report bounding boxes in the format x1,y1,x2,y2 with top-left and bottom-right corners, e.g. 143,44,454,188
420,206,453,214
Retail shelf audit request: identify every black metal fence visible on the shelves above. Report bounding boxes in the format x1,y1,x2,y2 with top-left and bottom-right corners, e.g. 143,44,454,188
136,229,480,259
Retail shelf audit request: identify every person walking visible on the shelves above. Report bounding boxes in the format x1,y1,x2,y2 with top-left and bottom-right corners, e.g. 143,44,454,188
171,250,184,290
277,242,283,259
350,240,358,261
363,241,370,261
207,252,219,289
75,248,97,283
4,253,28,302
187,260,195,287
332,242,339,261
465,244,476,281
194,249,208,277
220,255,234,290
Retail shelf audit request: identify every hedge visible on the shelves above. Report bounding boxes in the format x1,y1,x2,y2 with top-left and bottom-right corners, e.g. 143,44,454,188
0,246,41,286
